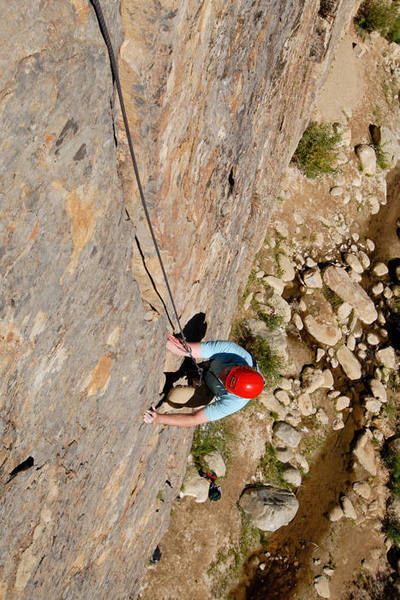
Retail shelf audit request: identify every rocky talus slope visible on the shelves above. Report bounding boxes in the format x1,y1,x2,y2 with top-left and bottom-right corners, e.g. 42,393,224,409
1,1,356,598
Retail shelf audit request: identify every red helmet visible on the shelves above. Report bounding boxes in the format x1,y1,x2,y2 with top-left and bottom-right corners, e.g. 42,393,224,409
224,366,264,398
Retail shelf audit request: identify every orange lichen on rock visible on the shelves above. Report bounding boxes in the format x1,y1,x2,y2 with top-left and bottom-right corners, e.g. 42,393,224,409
86,352,112,397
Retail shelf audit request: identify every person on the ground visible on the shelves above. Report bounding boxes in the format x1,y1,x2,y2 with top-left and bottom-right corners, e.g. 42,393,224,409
143,334,265,427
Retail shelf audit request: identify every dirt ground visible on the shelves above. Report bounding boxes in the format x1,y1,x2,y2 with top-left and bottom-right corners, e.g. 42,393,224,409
138,24,400,600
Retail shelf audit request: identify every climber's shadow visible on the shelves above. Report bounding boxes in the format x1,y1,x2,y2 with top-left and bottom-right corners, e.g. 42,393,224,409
158,312,211,408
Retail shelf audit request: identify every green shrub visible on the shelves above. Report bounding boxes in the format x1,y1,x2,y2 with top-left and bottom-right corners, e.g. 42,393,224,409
292,121,341,178
231,322,283,388
356,0,400,43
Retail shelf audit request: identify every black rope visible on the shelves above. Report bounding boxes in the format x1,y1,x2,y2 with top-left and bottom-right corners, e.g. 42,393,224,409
89,0,202,379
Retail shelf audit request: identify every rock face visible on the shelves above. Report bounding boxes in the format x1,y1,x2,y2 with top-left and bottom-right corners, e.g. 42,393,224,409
239,485,299,531
323,266,378,324
0,0,355,597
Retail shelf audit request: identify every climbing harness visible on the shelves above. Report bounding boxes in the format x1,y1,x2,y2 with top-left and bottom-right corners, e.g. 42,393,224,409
90,0,202,382
198,469,222,501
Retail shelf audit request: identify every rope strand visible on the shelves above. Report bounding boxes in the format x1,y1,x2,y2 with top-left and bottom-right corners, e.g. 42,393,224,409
89,0,202,379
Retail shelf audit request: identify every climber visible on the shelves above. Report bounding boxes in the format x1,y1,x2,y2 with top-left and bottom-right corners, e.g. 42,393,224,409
143,334,265,427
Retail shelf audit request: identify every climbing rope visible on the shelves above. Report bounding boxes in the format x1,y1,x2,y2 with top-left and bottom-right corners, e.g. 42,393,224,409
89,0,202,380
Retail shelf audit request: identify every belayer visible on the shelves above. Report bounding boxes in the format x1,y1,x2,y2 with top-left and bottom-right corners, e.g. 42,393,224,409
143,334,265,427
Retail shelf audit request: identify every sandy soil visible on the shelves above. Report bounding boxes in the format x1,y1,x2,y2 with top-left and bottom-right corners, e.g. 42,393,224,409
138,24,400,600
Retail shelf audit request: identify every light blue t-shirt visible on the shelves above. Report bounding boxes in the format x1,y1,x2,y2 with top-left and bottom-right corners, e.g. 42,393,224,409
200,340,261,422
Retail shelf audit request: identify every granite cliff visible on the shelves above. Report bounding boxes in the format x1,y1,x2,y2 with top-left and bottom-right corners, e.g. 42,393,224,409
0,1,355,597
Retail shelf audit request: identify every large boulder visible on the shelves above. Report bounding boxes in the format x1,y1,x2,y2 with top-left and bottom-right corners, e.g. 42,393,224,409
181,467,210,503
239,485,299,531
246,319,288,361
323,266,377,324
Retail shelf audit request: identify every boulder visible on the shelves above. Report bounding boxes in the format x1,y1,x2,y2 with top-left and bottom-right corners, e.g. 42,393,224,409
337,345,362,380
264,293,292,324
278,254,295,282
239,485,299,532
304,315,342,346
282,465,302,487
323,266,377,324
353,430,377,475
203,451,226,478
314,575,330,598
275,447,294,463
297,392,315,416
356,144,376,175
301,367,325,393
344,253,364,274
353,481,371,499
246,319,288,361
264,276,285,295
373,262,388,277
181,467,210,502
274,422,302,448
303,268,323,288
336,395,350,410
328,505,344,522
376,346,398,370
303,290,342,346
371,126,400,168
341,496,357,519
259,391,288,420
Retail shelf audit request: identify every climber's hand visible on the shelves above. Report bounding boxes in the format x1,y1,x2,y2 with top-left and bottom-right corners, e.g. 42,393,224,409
143,403,158,424
166,333,188,355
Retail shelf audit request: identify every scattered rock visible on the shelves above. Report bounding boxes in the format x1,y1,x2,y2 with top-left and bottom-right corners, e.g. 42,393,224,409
329,505,344,522
336,395,350,410
264,293,292,325
323,266,377,324
293,313,304,330
321,369,334,388
365,397,382,415
353,430,377,476
264,276,285,295
373,263,388,277
337,302,352,321
330,186,344,197
337,345,362,380
358,251,370,270
332,415,345,430
274,422,302,448
341,496,357,519
356,144,376,175
317,408,329,425
303,268,323,288
344,253,364,274
314,575,330,598
282,465,302,487
316,348,325,362
295,454,309,474
278,254,295,282
278,378,292,391
297,392,315,416
301,367,325,393
275,390,291,406
259,391,288,420
376,346,398,369
239,485,299,532
347,333,356,351
367,333,380,346
181,467,210,503
366,239,375,253
353,481,371,500
372,282,384,296
275,447,294,463
203,451,226,478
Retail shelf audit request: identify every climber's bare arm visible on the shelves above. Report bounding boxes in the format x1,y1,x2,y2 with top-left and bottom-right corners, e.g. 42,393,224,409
166,333,201,358
143,404,209,427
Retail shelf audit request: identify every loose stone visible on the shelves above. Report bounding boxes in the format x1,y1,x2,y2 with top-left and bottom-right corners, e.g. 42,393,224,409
275,447,294,463
303,268,323,288
337,302,352,321
316,348,325,362
274,422,302,448
317,408,329,425
278,254,295,282
337,345,362,379
347,333,356,351
293,313,303,330
356,144,376,175
365,397,382,415
329,505,344,522
275,390,291,406
376,346,398,369
264,275,285,295
373,263,388,277
353,430,377,476
282,465,302,487
353,481,371,499
341,496,357,519
323,266,377,324
332,415,345,430
345,253,364,274
297,392,315,416
336,395,350,410
369,379,387,403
